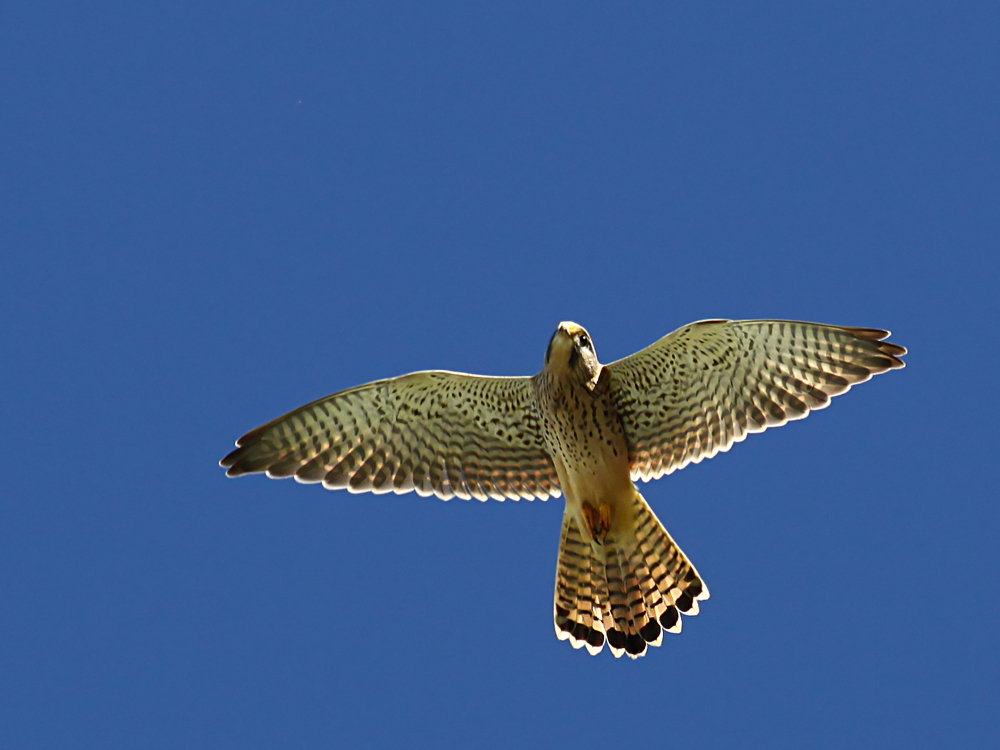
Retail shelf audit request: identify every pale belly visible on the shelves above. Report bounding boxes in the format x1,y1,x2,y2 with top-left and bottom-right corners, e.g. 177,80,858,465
551,434,637,545
538,367,638,546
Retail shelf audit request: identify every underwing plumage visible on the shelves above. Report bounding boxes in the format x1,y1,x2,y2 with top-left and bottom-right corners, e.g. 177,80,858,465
222,319,906,658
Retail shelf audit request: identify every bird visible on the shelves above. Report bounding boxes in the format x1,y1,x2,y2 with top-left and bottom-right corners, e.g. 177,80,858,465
221,319,906,658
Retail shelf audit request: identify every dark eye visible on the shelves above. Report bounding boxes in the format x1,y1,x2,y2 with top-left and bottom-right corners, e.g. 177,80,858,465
579,334,590,349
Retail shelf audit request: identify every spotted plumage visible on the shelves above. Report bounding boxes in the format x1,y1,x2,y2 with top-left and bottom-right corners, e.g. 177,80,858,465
221,319,906,658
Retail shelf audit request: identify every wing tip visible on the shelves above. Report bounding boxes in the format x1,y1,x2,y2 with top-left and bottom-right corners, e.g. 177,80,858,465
841,326,907,368
219,442,286,478
219,447,245,473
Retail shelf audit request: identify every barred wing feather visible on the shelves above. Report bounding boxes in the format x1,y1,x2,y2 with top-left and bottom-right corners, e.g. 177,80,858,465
607,320,907,482
221,371,561,501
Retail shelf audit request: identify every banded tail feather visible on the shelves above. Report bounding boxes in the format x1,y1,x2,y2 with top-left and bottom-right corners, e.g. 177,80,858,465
554,489,709,658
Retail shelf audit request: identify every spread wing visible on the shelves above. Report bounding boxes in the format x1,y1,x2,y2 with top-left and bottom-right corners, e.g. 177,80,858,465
221,371,561,501
607,319,907,482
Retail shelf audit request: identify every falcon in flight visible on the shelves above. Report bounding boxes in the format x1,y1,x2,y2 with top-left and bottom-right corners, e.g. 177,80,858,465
221,319,906,658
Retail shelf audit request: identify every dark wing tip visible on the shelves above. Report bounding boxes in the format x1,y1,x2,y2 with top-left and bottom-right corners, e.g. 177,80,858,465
220,411,295,474
841,326,892,340
879,341,908,362
219,445,258,476
234,422,274,447
841,326,907,369
219,436,282,477
219,448,239,470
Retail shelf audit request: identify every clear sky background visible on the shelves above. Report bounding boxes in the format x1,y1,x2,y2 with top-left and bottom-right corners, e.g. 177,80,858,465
2,2,998,748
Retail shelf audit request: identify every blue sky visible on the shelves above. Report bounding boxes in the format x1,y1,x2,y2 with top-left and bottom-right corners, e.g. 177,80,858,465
2,2,998,747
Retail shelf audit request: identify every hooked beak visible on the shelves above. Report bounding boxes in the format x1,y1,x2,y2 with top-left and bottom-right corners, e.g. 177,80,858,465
559,321,584,338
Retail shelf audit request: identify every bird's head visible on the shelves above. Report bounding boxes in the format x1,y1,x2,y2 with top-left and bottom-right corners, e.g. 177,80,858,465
545,321,601,384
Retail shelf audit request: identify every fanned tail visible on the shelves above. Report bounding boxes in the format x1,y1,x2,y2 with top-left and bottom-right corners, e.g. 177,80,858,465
553,509,606,654
554,488,709,659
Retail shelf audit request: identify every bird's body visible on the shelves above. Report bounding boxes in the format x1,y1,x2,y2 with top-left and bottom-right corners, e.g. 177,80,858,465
536,328,633,546
534,323,708,655
222,318,905,658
